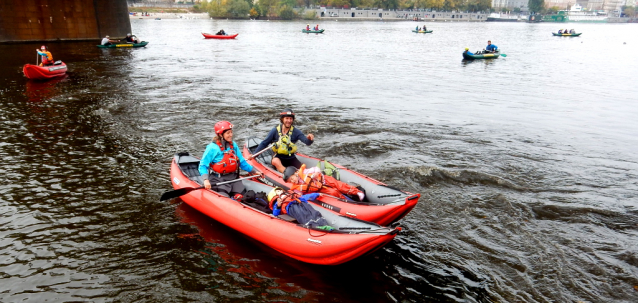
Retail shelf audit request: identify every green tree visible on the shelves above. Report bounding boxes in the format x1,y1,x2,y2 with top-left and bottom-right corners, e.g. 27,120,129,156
443,0,464,11
372,0,399,9
259,0,278,17
411,0,428,8
425,0,445,10
279,5,296,19
622,6,635,17
328,0,351,7
280,0,297,7
547,6,559,13
208,0,229,17
228,0,251,18
249,7,260,18
528,0,544,14
358,0,376,8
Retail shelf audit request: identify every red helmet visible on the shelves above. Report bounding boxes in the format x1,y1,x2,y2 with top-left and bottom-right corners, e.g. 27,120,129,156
214,121,233,135
40,45,47,50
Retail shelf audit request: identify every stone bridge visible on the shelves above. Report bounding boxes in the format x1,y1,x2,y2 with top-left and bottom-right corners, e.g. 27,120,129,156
0,0,131,43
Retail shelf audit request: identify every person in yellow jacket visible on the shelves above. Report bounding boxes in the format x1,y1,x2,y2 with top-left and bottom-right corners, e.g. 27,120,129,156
250,109,314,173
36,45,53,66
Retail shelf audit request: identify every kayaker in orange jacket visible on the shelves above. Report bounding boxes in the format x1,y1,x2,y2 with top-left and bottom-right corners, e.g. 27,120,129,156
36,46,53,66
283,164,365,201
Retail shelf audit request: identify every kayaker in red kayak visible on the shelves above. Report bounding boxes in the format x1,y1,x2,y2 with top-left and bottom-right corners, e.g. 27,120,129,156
249,109,314,172
215,29,226,35
267,188,333,230
36,46,53,66
199,121,263,200
284,164,365,201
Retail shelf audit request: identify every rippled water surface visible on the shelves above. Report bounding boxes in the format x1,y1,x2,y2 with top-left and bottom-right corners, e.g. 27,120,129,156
1,19,637,302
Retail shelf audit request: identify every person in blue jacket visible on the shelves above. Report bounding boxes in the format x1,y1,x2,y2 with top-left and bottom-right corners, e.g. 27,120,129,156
249,108,314,173
199,121,263,200
485,40,498,53
463,48,474,56
267,188,333,230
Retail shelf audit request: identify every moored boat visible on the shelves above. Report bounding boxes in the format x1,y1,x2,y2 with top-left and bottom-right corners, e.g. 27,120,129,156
302,29,324,33
97,41,149,48
552,32,582,36
167,152,400,265
22,61,67,80
486,13,520,22
463,50,500,60
243,137,420,226
411,30,433,33
202,33,239,39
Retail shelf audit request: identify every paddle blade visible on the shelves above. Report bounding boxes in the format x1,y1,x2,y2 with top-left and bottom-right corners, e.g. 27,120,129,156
160,187,203,201
500,54,507,57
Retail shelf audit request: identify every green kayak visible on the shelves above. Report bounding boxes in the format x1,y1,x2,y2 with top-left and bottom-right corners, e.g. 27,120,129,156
97,41,149,48
302,29,324,33
552,33,582,36
412,30,433,33
462,51,500,60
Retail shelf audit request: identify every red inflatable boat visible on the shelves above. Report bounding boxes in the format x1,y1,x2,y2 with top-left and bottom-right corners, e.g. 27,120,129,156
167,152,400,265
243,137,420,226
23,62,67,80
202,33,238,39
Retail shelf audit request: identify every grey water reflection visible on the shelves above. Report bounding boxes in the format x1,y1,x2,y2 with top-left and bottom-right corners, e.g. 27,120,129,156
0,20,637,302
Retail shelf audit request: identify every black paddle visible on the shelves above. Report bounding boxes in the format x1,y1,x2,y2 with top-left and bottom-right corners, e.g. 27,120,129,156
160,175,259,201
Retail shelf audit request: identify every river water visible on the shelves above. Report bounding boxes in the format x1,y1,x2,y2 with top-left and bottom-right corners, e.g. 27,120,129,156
1,19,637,302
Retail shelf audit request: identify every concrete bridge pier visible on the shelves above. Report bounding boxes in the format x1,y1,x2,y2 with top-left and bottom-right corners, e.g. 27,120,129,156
0,0,131,43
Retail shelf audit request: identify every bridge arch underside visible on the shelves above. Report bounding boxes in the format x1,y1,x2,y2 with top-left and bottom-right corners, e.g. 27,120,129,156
0,0,131,43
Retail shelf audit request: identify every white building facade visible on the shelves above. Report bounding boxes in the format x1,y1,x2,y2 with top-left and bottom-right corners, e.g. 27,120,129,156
491,0,529,10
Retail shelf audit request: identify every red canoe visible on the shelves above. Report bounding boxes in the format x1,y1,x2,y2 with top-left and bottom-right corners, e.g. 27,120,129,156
243,137,420,226
168,152,400,265
23,62,67,80
202,33,238,39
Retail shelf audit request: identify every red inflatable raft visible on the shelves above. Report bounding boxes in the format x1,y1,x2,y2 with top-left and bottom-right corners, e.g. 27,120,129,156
22,61,67,80
243,137,420,226
202,33,238,39
167,152,400,265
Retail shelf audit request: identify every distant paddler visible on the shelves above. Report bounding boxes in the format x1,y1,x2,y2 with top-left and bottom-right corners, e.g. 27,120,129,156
121,33,140,43
101,35,118,46
36,45,53,66
485,40,498,53
463,48,474,56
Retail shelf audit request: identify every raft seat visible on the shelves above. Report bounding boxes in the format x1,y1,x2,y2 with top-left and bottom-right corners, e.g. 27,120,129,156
177,156,204,184
257,149,274,168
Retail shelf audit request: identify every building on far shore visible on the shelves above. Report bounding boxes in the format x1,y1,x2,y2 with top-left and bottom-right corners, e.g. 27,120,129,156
543,0,626,15
491,0,529,11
